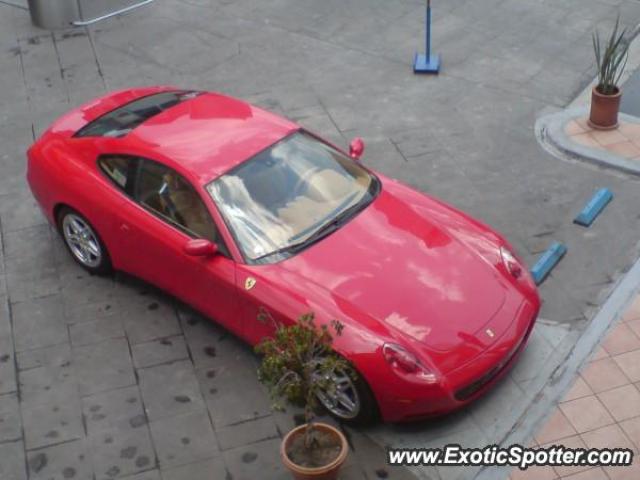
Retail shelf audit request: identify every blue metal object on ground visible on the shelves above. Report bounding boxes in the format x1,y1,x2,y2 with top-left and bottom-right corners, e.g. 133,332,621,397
414,0,440,74
574,188,613,227
530,242,567,285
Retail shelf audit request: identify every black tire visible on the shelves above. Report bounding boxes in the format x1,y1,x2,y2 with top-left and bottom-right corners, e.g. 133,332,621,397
56,206,112,275
344,372,379,426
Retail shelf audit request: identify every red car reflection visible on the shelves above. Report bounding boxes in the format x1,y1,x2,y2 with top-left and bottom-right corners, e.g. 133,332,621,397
27,87,540,423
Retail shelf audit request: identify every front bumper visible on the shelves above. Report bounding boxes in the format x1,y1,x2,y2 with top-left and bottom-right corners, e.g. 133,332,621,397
376,296,539,423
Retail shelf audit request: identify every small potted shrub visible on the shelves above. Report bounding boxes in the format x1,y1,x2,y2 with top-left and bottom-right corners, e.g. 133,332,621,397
590,17,630,129
256,312,349,480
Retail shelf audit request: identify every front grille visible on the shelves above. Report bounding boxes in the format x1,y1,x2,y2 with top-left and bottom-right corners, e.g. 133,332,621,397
454,327,530,402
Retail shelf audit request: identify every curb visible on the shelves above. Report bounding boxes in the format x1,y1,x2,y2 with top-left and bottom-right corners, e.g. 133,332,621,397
535,106,640,177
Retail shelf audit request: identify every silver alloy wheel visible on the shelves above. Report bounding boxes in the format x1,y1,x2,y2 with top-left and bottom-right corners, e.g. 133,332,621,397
62,214,102,268
316,369,361,420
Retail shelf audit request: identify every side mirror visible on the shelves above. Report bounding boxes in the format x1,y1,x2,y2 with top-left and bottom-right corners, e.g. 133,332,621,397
184,239,218,257
349,137,365,160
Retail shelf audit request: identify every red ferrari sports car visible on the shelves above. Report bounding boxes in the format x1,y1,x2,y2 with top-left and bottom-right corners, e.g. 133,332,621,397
27,86,540,423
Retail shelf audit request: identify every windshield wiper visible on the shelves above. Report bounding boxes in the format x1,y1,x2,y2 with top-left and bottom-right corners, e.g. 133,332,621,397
253,198,369,262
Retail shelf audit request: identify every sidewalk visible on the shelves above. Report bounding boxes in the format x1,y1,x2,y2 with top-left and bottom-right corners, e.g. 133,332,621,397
511,295,640,480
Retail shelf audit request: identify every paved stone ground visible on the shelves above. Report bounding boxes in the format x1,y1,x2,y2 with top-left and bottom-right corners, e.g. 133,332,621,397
2,1,640,479
511,294,640,480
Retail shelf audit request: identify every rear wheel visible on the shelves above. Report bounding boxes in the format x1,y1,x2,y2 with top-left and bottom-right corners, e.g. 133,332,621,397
316,366,379,425
57,207,112,275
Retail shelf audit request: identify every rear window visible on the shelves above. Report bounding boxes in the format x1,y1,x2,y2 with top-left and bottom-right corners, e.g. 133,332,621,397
74,90,202,138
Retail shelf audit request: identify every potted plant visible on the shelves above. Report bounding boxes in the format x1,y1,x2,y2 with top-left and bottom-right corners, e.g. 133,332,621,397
256,312,350,480
589,17,630,129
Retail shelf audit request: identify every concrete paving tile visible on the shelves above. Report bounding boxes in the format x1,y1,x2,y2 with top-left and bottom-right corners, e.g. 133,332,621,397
580,358,631,394
535,407,577,445
510,465,557,479
541,435,590,478
619,416,640,451
597,384,640,422
590,129,628,147
602,323,640,356
0,440,27,480
564,376,594,402
510,328,555,384
196,358,272,428
69,316,125,347
470,376,525,440
178,308,245,369
122,304,181,345
149,410,218,470
0,392,22,442
26,439,93,480
0,193,47,232
18,363,77,406
3,225,55,273
561,467,609,480
60,274,117,309
627,319,640,338
603,454,640,479
581,423,636,451
566,132,600,149
16,343,71,371
0,334,16,394
216,415,279,451
6,266,61,304
116,470,161,480
73,338,136,397
622,296,640,322
138,360,205,422
11,294,68,352
559,396,615,434
565,119,587,136
0,297,10,338
589,346,609,363
160,457,227,480
618,122,640,140
606,141,640,159
81,385,146,436
612,350,640,383
131,335,189,369
64,299,124,325
22,394,83,449
89,425,156,480
223,438,288,480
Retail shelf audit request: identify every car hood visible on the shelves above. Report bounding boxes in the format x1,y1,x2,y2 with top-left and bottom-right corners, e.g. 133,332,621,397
269,180,512,371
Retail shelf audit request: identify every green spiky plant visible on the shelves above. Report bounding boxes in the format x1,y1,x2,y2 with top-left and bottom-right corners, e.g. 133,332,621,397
593,17,630,95
255,310,348,451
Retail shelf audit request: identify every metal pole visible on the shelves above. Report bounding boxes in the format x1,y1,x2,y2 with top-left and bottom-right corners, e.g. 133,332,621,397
71,0,154,26
426,0,431,62
0,0,27,9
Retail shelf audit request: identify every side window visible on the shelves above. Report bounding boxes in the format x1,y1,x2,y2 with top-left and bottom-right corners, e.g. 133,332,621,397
135,160,220,245
98,155,137,194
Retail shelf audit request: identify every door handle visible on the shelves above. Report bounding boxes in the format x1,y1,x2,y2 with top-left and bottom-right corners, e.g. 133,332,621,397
120,223,130,232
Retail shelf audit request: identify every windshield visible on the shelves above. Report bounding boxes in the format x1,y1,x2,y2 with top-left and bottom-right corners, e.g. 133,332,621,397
207,131,378,263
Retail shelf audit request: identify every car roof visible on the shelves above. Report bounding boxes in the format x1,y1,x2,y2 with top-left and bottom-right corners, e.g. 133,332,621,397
123,92,298,184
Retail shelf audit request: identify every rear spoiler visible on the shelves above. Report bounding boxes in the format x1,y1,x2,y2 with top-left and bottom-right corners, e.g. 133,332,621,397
43,85,179,138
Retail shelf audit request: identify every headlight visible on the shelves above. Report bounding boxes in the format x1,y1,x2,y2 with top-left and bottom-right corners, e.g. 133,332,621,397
382,343,438,384
500,246,522,279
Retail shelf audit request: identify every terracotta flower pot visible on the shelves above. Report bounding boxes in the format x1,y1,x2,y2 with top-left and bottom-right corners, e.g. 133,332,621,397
281,423,348,480
589,85,622,130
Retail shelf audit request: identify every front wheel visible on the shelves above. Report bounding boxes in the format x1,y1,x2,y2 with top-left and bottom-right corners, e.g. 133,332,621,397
57,207,112,275
316,366,379,425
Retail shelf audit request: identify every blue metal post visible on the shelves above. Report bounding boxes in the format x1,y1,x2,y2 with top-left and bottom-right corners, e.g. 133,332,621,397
426,0,431,62
413,0,440,73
